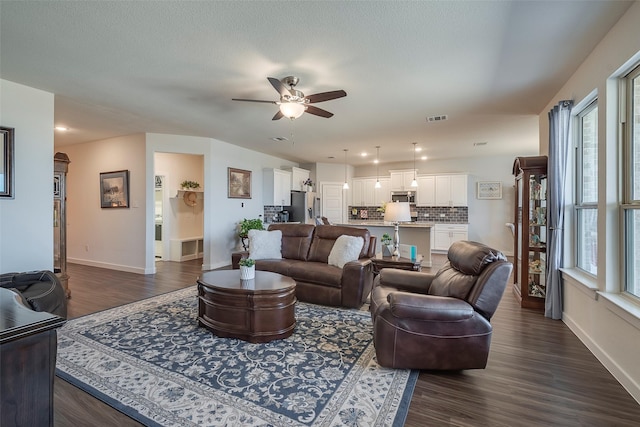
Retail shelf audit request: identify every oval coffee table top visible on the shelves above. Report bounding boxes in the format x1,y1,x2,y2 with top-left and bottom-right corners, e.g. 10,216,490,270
198,270,295,294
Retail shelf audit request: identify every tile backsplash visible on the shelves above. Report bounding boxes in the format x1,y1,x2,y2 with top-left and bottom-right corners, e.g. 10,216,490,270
347,205,468,223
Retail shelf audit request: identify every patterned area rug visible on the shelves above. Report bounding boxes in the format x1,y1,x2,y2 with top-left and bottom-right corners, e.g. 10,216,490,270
56,287,418,426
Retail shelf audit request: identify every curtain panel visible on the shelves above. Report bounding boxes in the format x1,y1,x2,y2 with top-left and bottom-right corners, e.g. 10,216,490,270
546,100,573,319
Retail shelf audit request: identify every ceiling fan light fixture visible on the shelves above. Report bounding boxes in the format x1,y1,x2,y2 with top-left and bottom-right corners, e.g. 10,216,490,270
279,102,306,119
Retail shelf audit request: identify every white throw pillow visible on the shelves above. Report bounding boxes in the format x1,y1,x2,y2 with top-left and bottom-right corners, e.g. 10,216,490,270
328,235,364,269
248,229,282,260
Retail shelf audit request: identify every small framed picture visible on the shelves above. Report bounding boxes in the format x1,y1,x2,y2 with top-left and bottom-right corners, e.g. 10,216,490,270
1,126,15,198
100,170,130,208
228,167,251,199
477,181,502,199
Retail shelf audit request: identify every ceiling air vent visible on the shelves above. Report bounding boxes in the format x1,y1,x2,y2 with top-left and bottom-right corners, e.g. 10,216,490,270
473,141,488,147
426,115,448,123
270,136,289,142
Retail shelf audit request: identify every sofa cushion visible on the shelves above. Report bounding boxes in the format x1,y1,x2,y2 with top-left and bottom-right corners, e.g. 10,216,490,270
249,229,282,260
267,223,315,261
255,258,295,276
308,225,371,263
328,235,364,268
428,261,477,300
288,261,343,288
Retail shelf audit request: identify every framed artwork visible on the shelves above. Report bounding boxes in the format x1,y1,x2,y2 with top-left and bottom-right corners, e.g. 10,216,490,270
477,181,502,199
228,167,251,199
0,126,15,198
100,170,130,208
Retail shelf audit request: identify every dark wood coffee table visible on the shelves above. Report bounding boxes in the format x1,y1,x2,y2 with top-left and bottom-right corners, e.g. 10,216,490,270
197,270,296,343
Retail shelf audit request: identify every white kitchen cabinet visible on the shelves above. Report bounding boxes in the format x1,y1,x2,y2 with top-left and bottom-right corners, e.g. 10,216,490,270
351,177,381,206
416,175,435,206
390,170,417,191
435,174,468,206
433,224,468,251
286,167,310,191
263,168,292,206
374,177,391,205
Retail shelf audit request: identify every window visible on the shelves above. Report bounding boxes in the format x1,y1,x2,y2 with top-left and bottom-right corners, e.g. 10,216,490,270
623,65,640,298
575,101,598,275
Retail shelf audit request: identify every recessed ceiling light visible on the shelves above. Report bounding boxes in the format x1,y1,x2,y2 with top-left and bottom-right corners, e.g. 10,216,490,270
421,156,428,161
361,152,367,157
373,159,379,164
415,147,422,152
55,126,68,131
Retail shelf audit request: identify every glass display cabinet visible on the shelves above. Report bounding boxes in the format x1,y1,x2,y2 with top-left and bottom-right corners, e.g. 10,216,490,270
512,156,547,310
54,152,71,298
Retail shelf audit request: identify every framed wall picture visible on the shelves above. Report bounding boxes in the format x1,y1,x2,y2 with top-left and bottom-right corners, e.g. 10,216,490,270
0,126,15,198
100,170,130,208
228,167,251,199
477,181,502,199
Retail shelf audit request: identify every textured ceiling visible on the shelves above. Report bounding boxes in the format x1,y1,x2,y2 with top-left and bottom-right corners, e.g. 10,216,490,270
0,1,633,165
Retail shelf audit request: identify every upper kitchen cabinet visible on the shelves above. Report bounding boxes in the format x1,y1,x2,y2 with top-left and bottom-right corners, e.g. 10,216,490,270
263,168,292,206
351,177,390,206
416,175,435,206
285,167,310,192
435,174,468,206
390,170,417,191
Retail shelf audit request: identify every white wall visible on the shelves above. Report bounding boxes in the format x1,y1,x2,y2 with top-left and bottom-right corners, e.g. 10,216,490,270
538,2,640,402
63,134,147,273
0,80,54,272
146,133,297,271
355,154,526,255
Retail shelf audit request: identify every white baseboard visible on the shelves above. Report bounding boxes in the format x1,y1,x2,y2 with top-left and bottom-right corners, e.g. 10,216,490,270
563,312,640,404
68,257,150,274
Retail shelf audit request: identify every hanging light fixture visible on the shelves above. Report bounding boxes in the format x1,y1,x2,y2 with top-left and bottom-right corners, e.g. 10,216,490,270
343,149,349,189
375,146,382,189
410,142,418,187
279,101,306,119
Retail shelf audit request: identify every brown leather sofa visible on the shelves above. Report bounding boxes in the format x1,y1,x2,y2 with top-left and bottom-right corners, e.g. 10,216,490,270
232,223,376,308
370,240,512,370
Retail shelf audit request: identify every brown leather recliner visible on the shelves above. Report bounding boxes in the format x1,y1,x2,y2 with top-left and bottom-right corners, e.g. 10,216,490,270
370,240,512,370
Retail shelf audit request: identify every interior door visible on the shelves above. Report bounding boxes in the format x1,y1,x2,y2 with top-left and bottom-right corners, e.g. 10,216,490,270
320,183,344,224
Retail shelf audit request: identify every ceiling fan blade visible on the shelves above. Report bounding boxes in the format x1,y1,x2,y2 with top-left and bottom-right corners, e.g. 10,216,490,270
306,90,347,104
272,110,284,121
232,98,277,104
305,105,334,118
267,77,292,98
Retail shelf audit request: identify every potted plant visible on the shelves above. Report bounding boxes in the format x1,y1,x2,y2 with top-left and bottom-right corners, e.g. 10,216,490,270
381,233,394,257
238,218,264,250
239,257,256,280
303,178,314,192
180,180,200,191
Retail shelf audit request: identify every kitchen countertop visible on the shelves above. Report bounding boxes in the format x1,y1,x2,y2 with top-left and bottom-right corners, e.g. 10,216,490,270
343,221,435,228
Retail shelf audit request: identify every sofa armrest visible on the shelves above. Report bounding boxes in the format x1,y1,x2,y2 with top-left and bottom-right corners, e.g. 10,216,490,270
231,251,249,269
388,292,474,321
378,269,435,294
340,258,374,308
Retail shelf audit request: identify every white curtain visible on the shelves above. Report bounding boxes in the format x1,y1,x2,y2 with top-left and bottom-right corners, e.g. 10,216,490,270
546,100,573,319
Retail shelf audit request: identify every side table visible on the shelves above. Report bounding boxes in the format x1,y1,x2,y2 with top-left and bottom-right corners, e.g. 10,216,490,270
371,253,424,274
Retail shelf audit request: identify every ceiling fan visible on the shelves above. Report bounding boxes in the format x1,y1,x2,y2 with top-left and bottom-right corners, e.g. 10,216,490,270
232,76,347,120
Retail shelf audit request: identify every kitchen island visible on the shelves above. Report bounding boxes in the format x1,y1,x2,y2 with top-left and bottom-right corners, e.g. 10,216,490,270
341,221,433,267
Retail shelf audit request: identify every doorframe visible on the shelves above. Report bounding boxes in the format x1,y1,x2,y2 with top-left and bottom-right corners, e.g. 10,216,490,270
320,182,346,224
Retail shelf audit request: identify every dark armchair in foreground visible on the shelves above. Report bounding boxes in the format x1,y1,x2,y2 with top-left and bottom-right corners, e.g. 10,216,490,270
370,240,512,370
0,270,67,318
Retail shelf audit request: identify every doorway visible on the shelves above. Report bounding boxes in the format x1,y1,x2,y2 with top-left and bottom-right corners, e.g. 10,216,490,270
320,182,345,224
154,175,164,259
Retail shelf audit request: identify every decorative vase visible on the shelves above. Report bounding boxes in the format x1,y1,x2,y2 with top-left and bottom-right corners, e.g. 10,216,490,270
382,244,394,257
305,185,313,192
240,265,255,280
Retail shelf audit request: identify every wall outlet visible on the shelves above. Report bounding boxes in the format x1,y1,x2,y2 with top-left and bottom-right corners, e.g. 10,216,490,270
439,214,446,218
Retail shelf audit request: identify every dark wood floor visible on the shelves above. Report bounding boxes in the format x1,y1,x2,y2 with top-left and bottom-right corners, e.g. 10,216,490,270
54,257,640,426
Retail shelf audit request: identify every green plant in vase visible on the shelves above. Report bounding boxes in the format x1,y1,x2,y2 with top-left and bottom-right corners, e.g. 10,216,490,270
180,180,200,190
381,232,394,257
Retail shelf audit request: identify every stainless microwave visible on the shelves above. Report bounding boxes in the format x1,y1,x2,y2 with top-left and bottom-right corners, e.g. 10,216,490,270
391,192,415,203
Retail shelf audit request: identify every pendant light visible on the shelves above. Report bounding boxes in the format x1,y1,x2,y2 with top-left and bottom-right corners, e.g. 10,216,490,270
375,146,382,189
410,142,418,187
343,149,349,190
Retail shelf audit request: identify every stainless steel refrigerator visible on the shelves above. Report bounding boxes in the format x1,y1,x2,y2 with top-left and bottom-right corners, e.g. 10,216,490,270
288,191,319,224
